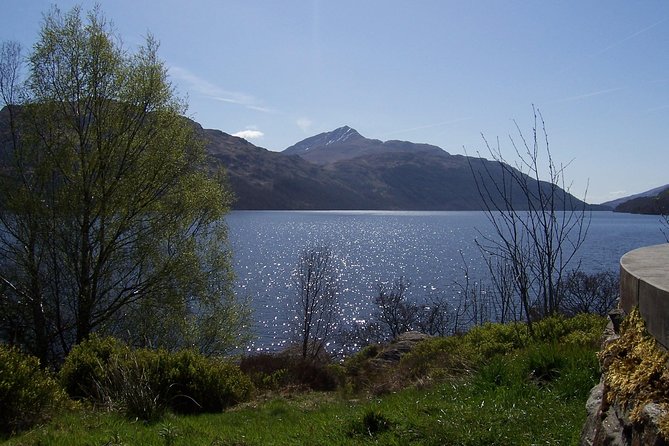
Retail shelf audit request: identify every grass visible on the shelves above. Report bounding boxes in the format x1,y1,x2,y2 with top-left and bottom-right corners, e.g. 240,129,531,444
3,378,589,445
3,315,605,445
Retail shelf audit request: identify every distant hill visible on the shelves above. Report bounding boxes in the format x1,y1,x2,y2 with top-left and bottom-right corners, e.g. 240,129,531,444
612,186,669,215
600,184,669,209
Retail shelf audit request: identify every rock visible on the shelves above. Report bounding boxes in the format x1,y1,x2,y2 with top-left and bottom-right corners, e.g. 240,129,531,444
581,382,604,446
377,331,431,362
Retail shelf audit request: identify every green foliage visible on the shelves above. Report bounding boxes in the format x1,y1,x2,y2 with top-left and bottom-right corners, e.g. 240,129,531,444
59,335,129,401
3,367,593,445
399,336,475,380
4,315,603,443
59,337,253,420
0,4,247,364
164,349,253,414
473,342,599,404
525,343,567,383
0,344,66,436
339,314,605,396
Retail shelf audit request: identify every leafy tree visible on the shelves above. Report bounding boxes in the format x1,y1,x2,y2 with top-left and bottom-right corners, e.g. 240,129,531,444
0,6,248,363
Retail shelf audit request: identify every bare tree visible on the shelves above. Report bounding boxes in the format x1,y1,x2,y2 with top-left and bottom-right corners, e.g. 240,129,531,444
416,295,460,337
469,108,590,332
292,246,339,359
559,270,619,316
374,277,419,339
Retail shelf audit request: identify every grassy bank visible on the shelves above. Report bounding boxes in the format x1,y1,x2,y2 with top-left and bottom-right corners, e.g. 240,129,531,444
3,315,605,446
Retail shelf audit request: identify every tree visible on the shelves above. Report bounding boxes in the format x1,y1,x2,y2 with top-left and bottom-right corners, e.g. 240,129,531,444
469,108,590,331
292,246,339,359
374,276,418,339
0,6,248,363
559,270,619,316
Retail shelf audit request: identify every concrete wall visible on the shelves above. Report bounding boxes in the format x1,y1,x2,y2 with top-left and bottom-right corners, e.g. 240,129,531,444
620,243,669,349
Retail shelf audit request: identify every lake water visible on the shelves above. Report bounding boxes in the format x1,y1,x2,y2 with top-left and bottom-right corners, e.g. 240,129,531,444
226,210,667,351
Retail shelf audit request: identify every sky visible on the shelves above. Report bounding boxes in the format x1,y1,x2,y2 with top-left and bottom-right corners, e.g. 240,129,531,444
1,1,668,204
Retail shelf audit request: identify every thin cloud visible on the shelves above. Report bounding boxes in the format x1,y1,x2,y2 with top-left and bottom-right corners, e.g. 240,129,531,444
232,130,265,140
644,104,669,113
553,87,623,104
594,18,667,57
170,66,274,113
381,117,473,137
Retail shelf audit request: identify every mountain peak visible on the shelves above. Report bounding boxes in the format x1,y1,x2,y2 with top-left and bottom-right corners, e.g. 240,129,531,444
323,126,361,146
283,126,364,157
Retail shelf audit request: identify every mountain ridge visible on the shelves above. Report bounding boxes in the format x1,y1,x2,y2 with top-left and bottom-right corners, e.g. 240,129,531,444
201,122,600,211
601,184,669,209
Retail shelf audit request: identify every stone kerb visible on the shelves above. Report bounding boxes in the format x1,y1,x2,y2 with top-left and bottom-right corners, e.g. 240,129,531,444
620,243,669,349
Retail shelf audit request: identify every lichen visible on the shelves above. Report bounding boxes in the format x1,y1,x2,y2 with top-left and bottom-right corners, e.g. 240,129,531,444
600,307,669,438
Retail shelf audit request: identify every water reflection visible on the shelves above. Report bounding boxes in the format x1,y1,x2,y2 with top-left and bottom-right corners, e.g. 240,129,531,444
227,210,666,352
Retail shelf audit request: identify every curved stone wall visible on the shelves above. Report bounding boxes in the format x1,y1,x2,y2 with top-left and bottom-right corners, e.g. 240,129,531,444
620,243,669,349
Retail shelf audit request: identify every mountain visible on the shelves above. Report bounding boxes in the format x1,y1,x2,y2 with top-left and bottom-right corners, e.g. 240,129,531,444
200,126,376,210
204,124,597,211
283,125,445,165
611,186,669,215
0,108,600,211
600,184,669,209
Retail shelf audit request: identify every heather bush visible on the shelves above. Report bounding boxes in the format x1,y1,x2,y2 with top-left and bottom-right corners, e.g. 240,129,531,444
0,344,66,436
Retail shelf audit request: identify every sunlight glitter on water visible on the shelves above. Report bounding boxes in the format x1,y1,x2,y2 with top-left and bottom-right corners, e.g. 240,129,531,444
227,210,666,352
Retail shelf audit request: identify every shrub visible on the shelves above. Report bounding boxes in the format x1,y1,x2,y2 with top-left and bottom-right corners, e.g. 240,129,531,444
99,349,167,421
524,343,567,384
0,344,66,436
240,353,337,392
165,349,253,414
59,335,129,401
399,336,475,380
456,321,527,360
60,337,253,419
474,354,524,390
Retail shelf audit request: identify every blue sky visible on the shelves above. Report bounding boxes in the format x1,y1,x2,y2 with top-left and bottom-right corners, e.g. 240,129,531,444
2,1,668,204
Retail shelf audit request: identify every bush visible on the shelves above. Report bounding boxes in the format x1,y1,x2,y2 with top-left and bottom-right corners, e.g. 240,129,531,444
399,336,475,380
0,344,66,436
165,349,253,414
60,337,253,419
59,335,129,401
99,349,167,421
240,353,337,392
